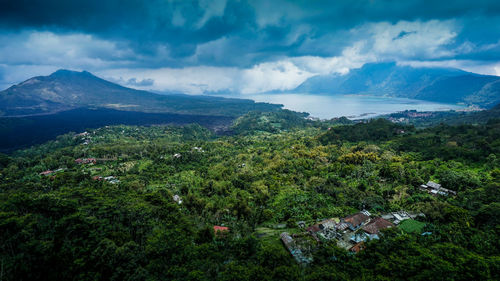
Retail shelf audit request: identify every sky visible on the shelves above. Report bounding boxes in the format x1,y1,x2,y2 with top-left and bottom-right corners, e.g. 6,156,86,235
1,0,500,94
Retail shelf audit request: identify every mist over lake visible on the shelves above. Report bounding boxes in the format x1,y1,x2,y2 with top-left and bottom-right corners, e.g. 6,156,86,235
246,94,465,119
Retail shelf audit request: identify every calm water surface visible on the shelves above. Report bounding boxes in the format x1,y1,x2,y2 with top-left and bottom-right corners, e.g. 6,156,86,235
247,93,464,119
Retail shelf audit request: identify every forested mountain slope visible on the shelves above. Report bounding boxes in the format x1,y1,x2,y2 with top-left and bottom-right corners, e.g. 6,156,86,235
0,70,280,117
0,113,498,280
294,62,500,107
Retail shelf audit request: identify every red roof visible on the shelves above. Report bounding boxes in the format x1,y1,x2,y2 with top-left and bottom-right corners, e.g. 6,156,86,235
350,242,365,253
307,224,322,233
213,226,229,233
362,217,394,234
39,170,53,176
344,213,370,227
75,158,97,164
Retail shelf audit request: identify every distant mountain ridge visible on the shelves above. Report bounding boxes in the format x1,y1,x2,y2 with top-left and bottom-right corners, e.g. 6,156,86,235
293,62,500,107
0,70,280,117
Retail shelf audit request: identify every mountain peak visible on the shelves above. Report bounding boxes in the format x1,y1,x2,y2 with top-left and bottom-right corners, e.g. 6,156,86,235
50,69,95,78
293,62,500,106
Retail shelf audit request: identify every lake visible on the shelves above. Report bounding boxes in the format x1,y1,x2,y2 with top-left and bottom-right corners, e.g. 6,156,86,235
246,93,464,119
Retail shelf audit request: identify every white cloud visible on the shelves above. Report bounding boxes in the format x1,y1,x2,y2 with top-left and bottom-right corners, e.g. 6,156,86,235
98,60,314,95
291,42,377,75
1,19,497,95
98,66,239,94
0,31,135,69
357,20,458,60
399,60,500,76
240,60,314,94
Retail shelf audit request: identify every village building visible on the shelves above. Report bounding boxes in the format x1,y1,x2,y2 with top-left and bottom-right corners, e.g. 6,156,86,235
297,221,306,228
173,194,182,204
381,210,425,225
382,210,411,224
349,242,365,253
350,232,370,243
362,217,394,239
103,176,120,184
75,158,97,165
306,218,339,241
74,132,89,138
39,168,65,176
342,211,371,231
420,181,457,196
173,153,182,159
213,226,229,236
280,232,313,264
39,170,54,176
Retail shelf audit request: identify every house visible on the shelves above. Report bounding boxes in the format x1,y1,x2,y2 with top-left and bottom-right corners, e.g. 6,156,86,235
39,170,54,176
75,158,97,165
213,225,229,235
75,131,89,137
362,217,394,238
382,211,411,225
350,232,370,243
420,181,457,196
92,176,103,181
393,211,410,222
280,232,313,264
173,153,182,159
342,212,371,231
426,181,441,189
349,242,365,253
306,224,321,235
307,218,338,241
335,222,349,232
103,176,120,184
381,211,425,225
192,147,204,152
297,221,306,228
173,194,182,204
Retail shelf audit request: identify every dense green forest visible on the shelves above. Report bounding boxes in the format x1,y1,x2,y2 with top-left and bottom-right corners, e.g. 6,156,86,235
0,111,499,280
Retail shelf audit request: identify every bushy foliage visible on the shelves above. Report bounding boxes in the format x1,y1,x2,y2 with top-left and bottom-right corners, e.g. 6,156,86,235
0,116,498,280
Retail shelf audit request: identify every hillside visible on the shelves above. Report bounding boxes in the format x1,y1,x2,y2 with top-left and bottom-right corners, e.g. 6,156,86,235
380,103,500,127
0,116,498,280
294,62,500,107
0,70,281,117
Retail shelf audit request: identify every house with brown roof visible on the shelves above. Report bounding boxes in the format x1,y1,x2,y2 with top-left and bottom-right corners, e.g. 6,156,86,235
362,217,394,239
39,170,54,176
307,218,338,241
342,212,370,231
349,242,365,253
75,158,97,165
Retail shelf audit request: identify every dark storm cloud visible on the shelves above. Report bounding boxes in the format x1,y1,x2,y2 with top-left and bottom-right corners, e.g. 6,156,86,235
0,0,499,93
1,0,498,66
